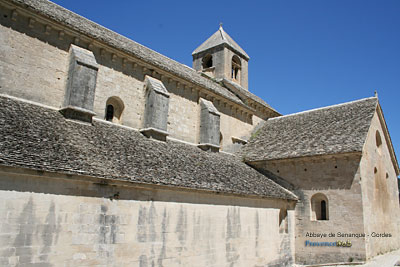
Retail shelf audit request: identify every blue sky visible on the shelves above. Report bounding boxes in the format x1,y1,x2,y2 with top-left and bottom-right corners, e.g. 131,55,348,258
52,0,400,177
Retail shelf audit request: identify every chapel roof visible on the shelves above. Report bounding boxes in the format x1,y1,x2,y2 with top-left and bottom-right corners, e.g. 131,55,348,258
241,97,379,162
192,25,250,60
0,95,297,200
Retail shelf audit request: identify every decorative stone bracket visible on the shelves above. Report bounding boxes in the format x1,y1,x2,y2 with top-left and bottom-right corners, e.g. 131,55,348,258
232,136,248,145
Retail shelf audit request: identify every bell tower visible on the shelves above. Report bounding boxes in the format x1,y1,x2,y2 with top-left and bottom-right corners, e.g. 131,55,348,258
192,25,250,90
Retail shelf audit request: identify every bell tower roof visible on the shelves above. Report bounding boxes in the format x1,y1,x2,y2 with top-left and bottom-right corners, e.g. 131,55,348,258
192,25,249,60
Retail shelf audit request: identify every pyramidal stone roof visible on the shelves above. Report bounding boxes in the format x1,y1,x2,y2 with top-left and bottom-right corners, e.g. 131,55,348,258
0,95,297,201
192,26,250,60
241,97,379,162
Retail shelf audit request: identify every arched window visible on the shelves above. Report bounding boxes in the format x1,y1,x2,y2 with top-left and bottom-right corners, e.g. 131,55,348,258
105,96,125,123
202,54,213,69
231,55,241,81
311,193,329,221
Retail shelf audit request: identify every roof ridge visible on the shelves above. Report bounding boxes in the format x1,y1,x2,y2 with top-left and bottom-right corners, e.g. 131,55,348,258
219,26,225,40
269,97,377,121
0,93,59,111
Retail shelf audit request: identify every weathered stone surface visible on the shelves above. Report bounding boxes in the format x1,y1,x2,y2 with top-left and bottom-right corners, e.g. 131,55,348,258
0,1,399,266
59,105,96,123
61,44,98,122
192,26,249,60
359,110,400,259
64,45,98,110
142,76,170,140
247,102,400,265
199,98,220,150
192,26,250,90
4,0,277,114
220,78,266,107
0,1,271,152
253,154,367,265
0,21,69,109
0,181,296,267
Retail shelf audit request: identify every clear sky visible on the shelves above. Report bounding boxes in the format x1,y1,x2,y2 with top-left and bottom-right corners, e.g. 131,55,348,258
52,0,400,177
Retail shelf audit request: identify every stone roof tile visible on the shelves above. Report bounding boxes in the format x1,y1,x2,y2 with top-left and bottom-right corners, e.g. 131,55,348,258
241,97,378,162
0,95,297,200
192,26,250,60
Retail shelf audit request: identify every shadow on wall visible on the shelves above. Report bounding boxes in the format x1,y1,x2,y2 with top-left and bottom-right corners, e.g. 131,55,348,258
398,178,400,203
251,156,362,191
0,171,296,210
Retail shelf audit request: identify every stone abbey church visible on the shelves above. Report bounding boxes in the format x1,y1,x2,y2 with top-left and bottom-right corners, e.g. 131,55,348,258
0,0,399,266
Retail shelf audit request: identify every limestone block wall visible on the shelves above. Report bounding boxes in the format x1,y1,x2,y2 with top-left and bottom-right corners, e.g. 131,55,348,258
359,111,400,259
0,5,263,152
93,61,146,130
218,104,263,153
254,154,367,265
0,168,295,267
164,81,199,143
0,23,68,108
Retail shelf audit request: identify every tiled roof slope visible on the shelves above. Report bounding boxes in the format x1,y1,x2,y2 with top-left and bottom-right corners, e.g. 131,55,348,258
4,0,276,114
0,95,297,200
241,97,378,162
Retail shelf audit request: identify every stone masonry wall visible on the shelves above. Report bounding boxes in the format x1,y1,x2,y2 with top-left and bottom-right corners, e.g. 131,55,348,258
220,111,263,153
0,23,68,108
255,154,367,265
0,168,295,267
93,62,146,130
164,80,199,143
359,111,400,259
223,48,248,90
192,46,225,80
0,6,262,151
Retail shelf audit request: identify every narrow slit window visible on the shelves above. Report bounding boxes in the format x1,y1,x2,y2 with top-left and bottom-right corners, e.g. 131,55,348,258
321,200,327,220
106,104,114,121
